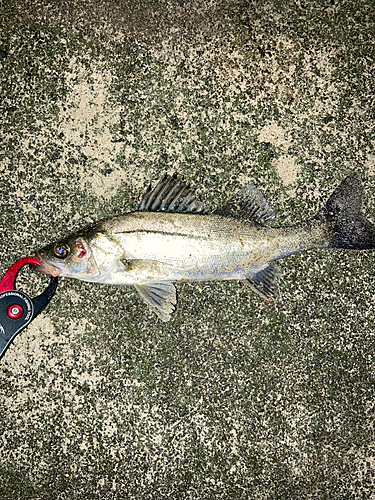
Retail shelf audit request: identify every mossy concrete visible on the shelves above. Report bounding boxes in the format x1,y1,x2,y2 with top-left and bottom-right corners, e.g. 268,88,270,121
1,0,375,498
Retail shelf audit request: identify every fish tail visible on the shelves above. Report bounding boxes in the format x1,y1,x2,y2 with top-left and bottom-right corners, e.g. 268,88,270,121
318,171,375,250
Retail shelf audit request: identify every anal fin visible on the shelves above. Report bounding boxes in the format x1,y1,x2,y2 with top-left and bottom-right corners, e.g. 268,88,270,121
244,264,281,301
134,282,177,321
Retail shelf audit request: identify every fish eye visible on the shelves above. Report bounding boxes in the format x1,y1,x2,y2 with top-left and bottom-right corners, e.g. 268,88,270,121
54,243,70,259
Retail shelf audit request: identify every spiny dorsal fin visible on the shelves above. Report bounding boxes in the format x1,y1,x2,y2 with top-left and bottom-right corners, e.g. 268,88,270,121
215,184,274,225
138,173,206,213
134,281,177,321
244,263,281,301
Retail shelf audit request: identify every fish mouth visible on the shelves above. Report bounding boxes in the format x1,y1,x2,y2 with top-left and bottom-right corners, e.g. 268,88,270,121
32,253,62,277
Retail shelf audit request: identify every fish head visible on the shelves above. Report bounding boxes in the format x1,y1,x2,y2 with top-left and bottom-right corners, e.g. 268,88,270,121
34,234,98,279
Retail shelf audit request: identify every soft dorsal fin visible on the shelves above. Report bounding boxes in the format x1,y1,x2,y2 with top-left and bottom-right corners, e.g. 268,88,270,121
215,184,274,224
138,173,206,213
134,281,177,321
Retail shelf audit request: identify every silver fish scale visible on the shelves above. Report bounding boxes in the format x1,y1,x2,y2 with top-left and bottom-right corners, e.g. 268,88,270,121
100,212,326,282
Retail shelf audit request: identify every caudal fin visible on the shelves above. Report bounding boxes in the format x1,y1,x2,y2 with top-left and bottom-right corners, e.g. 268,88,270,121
318,172,375,249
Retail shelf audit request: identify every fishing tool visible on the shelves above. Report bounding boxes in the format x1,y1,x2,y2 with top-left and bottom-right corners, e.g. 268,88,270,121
0,257,58,360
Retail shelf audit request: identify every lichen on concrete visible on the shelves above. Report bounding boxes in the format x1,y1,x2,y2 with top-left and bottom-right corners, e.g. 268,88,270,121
1,0,375,498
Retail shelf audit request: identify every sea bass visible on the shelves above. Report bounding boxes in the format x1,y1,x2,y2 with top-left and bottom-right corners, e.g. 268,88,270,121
34,172,375,320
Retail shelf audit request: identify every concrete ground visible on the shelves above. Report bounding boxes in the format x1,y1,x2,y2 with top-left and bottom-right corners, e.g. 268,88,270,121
1,0,374,498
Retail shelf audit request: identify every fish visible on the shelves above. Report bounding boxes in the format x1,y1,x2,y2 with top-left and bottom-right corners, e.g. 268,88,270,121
33,172,375,321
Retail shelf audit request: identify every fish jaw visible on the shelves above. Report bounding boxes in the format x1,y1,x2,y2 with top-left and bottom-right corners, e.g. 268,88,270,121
33,253,62,277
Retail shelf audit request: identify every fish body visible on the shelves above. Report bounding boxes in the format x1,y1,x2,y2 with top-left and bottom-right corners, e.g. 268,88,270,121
34,172,375,320
88,212,330,284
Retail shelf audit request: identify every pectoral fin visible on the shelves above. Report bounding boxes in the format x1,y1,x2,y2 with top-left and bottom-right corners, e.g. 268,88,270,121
244,264,281,301
134,282,177,321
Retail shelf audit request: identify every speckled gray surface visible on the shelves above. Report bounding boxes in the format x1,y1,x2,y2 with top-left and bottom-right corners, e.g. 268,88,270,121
1,0,375,498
